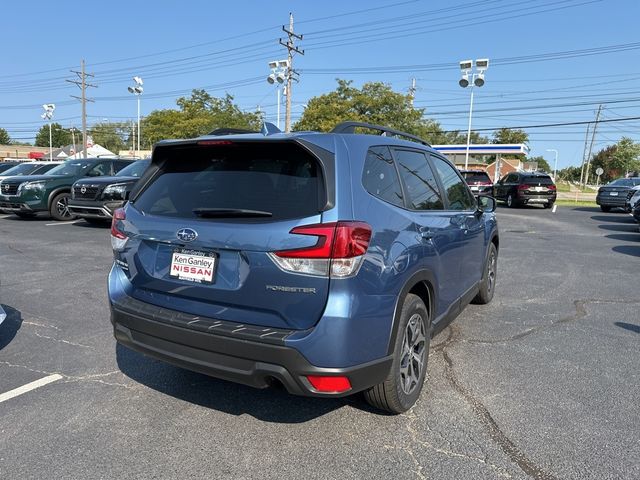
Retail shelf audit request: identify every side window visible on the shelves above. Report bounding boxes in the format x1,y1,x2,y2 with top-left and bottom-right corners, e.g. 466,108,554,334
430,155,475,211
361,146,404,207
88,162,110,177
113,160,131,174
394,149,443,210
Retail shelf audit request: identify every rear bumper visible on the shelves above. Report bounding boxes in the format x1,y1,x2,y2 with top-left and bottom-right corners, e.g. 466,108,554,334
110,293,393,397
596,195,629,208
517,193,556,204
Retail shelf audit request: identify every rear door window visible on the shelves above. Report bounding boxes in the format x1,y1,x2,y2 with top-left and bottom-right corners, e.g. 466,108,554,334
362,146,403,207
133,142,324,221
430,155,475,211
525,175,554,185
394,149,443,210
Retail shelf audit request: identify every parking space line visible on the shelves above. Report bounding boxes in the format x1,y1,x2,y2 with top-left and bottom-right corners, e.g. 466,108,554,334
0,214,12,218
0,374,63,403
45,220,80,226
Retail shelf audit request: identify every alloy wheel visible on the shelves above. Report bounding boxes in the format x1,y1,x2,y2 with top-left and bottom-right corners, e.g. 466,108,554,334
399,313,427,395
56,195,71,218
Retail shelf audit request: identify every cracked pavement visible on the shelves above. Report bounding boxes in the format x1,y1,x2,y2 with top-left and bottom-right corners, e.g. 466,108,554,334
1,206,639,479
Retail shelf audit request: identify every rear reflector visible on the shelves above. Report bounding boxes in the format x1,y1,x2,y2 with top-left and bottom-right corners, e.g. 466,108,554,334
306,375,352,393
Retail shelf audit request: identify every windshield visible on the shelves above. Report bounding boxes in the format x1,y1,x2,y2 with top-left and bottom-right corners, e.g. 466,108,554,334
116,159,151,178
45,160,96,176
609,178,640,187
524,175,554,185
0,163,39,176
31,163,60,175
0,163,18,174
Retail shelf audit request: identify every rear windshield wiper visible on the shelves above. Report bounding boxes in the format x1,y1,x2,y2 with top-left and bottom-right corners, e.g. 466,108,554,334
192,208,273,218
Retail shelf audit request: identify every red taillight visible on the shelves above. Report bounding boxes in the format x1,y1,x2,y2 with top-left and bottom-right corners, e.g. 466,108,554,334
548,184,557,191
306,375,352,393
111,208,127,239
197,140,234,146
275,222,372,259
270,222,372,278
517,184,530,190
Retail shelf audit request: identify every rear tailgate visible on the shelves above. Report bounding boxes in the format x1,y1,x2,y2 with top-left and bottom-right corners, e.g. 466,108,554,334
119,140,333,331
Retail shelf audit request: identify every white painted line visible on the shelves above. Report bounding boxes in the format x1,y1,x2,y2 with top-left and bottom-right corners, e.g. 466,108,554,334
45,220,79,226
0,374,63,403
0,214,12,218
552,204,558,213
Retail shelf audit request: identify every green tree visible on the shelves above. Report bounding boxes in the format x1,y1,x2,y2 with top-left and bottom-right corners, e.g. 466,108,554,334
527,155,552,173
492,128,529,145
557,166,581,182
589,145,617,183
610,137,640,175
0,127,11,144
292,79,488,146
34,123,72,148
141,89,262,146
89,122,128,154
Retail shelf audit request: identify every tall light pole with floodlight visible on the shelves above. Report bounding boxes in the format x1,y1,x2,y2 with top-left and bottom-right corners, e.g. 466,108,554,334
546,148,559,181
41,103,56,161
128,76,143,157
266,60,288,130
459,58,489,169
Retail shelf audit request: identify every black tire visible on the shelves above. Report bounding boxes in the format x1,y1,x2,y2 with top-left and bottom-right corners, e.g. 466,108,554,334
544,202,554,209
506,193,516,208
600,205,611,212
473,243,498,305
364,293,430,414
49,192,75,221
14,212,37,219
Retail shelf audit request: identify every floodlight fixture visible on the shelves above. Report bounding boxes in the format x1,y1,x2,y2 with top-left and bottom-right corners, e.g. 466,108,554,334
276,72,286,84
459,60,472,71
459,75,470,88
268,60,278,69
133,76,143,86
267,73,276,84
277,60,289,69
475,58,489,70
474,73,485,87
128,86,135,93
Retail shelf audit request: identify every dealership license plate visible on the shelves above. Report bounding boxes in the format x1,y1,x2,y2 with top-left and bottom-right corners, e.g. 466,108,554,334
534,186,544,191
610,192,619,196
169,248,217,284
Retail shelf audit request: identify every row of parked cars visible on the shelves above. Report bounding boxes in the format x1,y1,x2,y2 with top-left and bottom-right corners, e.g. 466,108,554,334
0,158,149,221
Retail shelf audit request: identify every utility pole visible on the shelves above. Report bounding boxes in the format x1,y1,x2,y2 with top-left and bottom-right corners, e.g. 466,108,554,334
579,122,591,187
67,59,96,158
408,78,417,107
583,104,603,188
279,13,304,133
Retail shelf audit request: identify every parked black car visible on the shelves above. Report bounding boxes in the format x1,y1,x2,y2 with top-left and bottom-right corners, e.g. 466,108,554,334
459,169,494,196
68,159,151,223
596,177,640,212
0,162,19,174
494,172,557,208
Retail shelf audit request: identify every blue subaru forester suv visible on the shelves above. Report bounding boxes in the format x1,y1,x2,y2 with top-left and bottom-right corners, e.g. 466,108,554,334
108,122,499,413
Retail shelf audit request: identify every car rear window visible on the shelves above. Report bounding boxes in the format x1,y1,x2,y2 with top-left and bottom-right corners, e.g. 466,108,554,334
524,175,554,185
610,178,640,187
462,171,491,183
133,142,325,221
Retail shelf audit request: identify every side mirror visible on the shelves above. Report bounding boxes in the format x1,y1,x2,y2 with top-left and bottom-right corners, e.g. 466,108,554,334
477,195,496,214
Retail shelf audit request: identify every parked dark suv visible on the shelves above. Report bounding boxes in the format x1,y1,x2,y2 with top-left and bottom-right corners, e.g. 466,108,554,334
0,158,133,220
596,177,640,212
108,122,499,413
494,172,557,208
69,159,151,223
460,169,494,196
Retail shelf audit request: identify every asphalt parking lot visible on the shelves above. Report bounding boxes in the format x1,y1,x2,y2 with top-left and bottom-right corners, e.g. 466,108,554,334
1,206,638,480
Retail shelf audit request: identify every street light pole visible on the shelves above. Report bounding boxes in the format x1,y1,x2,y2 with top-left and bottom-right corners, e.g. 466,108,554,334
41,104,55,161
266,60,288,130
128,76,143,158
546,149,559,181
458,59,489,170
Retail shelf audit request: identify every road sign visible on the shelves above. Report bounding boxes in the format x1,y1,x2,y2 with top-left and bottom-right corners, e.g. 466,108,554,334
596,167,604,176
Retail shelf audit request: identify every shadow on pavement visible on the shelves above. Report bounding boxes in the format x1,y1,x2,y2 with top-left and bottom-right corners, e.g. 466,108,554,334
591,214,634,224
598,224,639,232
614,322,640,334
605,233,640,242
72,220,110,229
116,343,380,422
0,305,23,351
612,245,640,257
572,207,601,212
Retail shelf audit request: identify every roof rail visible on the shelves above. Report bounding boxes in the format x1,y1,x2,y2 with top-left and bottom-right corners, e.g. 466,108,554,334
330,121,431,147
208,128,258,136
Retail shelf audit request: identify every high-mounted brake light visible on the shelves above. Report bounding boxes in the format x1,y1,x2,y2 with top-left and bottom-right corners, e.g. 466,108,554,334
306,375,352,393
197,140,235,146
269,222,372,278
110,208,128,251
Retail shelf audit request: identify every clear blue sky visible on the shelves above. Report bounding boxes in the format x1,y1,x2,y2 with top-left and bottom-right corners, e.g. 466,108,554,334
2,0,639,169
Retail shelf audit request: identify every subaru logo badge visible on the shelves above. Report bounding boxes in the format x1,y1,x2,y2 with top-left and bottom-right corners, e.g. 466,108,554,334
177,228,198,243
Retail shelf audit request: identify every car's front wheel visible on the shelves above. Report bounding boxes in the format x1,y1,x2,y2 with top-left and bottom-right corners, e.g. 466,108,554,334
49,192,75,221
364,293,430,414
